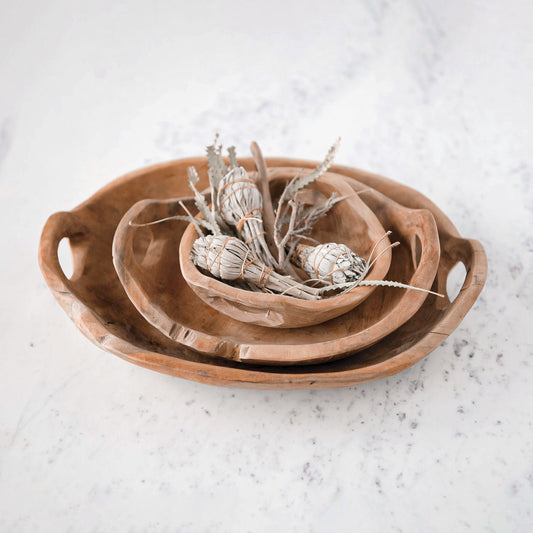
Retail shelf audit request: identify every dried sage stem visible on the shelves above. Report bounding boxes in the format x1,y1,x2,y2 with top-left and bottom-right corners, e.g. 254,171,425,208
273,139,341,271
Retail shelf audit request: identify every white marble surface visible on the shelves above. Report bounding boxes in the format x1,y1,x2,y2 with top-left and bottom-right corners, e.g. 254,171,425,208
1,1,532,531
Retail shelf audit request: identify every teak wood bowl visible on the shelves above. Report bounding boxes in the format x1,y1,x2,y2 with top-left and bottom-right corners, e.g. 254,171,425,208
179,171,392,329
39,158,487,388
113,169,440,365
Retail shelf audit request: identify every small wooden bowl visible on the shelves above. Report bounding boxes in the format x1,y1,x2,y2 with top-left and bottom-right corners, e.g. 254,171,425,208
38,158,487,388
179,172,391,328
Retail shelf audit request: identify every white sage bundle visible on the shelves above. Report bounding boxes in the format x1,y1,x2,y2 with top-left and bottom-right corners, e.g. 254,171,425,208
191,235,320,300
217,167,277,267
292,242,367,285
292,238,444,298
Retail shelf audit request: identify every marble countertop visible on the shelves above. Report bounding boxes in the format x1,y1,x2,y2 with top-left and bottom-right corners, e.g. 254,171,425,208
1,1,532,531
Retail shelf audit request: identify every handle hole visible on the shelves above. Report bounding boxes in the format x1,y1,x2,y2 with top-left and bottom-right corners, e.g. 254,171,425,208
446,261,466,302
411,235,422,268
58,237,74,280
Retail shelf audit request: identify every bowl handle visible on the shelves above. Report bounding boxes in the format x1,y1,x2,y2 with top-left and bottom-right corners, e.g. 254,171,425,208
38,211,88,294
39,209,163,359
434,236,487,316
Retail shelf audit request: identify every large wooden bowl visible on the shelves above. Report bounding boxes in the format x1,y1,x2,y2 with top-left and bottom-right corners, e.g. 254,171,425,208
178,171,391,328
38,158,486,388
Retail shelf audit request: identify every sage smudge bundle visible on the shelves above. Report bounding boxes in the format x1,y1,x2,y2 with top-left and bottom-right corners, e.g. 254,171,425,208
292,232,397,286
191,235,320,300
217,167,277,268
292,242,368,285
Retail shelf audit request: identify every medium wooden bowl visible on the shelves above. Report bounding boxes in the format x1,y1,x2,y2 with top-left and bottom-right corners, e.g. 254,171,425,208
112,169,439,365
179,171,391,328
38,158,486,387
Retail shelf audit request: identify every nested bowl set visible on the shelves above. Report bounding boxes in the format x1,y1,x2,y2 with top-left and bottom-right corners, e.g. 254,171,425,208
39,156,487,389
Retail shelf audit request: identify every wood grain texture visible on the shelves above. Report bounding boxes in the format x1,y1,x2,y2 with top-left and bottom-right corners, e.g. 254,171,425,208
38,158,487,388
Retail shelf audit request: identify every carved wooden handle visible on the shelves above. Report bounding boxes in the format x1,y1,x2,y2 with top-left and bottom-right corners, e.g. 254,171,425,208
438,237,487,308
38,211,87,293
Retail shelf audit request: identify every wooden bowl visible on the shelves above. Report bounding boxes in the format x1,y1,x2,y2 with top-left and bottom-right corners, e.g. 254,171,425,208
38,158,486,387
112,169,439,365
179,171,391,328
